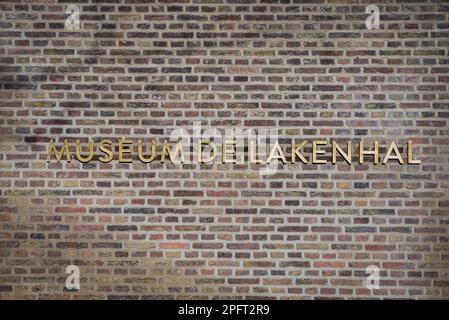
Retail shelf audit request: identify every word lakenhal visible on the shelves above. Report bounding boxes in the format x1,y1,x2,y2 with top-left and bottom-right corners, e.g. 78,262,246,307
47,139,421,165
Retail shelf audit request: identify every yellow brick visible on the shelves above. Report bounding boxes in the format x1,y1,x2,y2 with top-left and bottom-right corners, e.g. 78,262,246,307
63,180,79,187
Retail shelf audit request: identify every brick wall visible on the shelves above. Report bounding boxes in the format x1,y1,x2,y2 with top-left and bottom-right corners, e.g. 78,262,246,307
0,0,448,299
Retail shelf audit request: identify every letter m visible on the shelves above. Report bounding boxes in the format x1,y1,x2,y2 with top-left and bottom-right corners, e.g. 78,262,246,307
47,139,71,162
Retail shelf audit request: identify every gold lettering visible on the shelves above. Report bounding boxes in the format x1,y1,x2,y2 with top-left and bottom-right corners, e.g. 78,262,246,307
312,141,327,164
99,139,113,163
47,139,71,162
119,138,133,163
138,139,156,163
266,141,287,164
383,141,404,164
291,141,308,164
222,140,236,164
75,139,94,163
332,141,352,164
198,140,216,163
407,140,421,165
249,140,262,164
161,140,184,163
359,139,379,164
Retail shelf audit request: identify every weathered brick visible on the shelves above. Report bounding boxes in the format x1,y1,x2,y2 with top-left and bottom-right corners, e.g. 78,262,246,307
0,0,447,302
